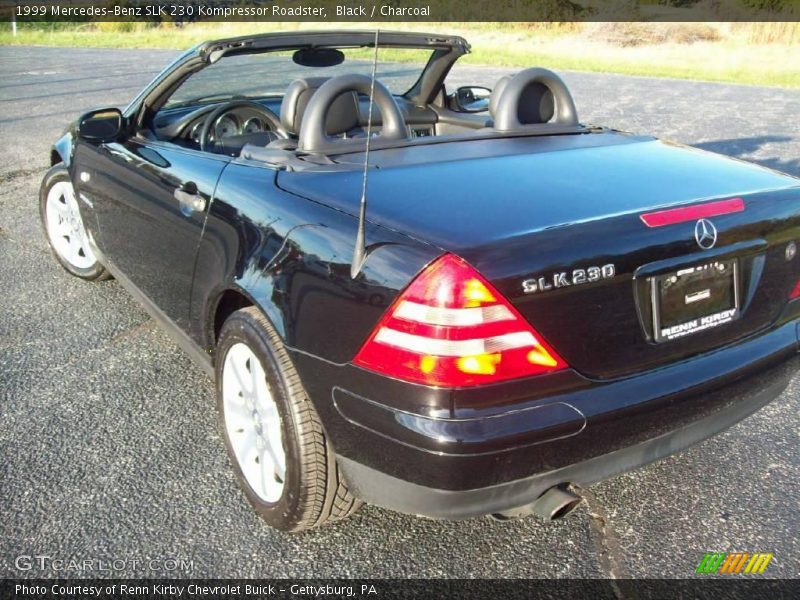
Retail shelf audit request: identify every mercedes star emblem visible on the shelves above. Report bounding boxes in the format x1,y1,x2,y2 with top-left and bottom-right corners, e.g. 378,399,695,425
695,219,718,250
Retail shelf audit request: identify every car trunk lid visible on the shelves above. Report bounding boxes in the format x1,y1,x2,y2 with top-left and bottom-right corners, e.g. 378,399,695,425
277,134,800,378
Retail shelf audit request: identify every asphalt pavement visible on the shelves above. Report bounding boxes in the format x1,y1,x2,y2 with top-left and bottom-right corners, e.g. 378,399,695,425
0,46,799,580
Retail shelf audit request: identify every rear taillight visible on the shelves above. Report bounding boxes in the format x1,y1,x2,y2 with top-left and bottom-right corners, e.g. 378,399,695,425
352,254,567,387
790,280,800,299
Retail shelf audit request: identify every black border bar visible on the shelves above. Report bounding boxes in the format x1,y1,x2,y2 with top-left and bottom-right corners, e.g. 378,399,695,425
2,0,800,23
2,579,800,600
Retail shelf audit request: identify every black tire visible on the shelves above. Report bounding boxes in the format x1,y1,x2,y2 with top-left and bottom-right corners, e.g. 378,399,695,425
39,164,110,281
216,306,362,532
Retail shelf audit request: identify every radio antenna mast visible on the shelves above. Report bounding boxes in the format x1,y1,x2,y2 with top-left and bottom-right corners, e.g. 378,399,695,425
350,29,380,279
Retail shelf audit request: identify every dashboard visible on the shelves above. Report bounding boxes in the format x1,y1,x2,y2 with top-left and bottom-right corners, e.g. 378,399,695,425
187,109,275,145
153,101,282,150
151,95,473,154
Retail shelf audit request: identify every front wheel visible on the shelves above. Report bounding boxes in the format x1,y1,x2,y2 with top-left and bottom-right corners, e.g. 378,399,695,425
216,307,362,532
39,165,109,280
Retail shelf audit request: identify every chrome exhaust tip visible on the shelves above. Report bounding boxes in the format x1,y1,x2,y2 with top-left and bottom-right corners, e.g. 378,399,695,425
490,485,583,521
532,486,583,520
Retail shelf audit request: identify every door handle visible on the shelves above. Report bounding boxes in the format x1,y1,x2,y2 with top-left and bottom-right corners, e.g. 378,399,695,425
174,182,206,214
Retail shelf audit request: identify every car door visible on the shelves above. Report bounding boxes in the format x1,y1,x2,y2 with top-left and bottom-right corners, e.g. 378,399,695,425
73,135,229,332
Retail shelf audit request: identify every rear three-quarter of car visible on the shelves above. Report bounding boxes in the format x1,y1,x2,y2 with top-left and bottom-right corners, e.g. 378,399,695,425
39,30,800,531
43,124,800,529
270,134,800,521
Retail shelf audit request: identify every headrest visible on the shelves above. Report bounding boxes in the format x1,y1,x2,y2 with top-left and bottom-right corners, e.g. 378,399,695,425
280,77,360,136
491,68,579,132
490,75,554,125
516,82,555,124
298,74,408,154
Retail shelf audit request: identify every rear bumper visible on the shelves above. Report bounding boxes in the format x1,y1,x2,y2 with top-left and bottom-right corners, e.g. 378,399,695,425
293,320,800,519
339,351,796,518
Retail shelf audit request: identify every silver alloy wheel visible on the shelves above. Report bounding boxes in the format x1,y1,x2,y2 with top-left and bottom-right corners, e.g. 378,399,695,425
222,342,286,503
45,180,97,270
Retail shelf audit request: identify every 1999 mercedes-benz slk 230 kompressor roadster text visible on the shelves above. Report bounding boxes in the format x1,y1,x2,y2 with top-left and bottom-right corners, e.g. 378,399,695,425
41,31,800,531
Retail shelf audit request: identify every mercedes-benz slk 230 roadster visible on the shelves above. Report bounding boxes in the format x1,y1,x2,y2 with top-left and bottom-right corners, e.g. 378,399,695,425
41,31,800,531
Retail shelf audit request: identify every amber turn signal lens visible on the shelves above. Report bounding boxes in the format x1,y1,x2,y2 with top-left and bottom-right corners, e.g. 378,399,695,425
456,353,501,375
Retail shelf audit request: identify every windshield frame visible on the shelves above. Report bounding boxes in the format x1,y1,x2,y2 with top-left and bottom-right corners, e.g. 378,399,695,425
161,45,438,111
132,30,469,131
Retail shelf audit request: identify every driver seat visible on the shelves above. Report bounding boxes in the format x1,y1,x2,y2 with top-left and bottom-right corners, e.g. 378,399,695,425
269,77,361,150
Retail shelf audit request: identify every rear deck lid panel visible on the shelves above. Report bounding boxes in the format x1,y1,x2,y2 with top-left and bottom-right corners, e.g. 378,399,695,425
278,133,800,379
277,135,797,253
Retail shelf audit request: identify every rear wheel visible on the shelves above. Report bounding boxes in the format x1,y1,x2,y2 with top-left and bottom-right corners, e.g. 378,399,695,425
39,165,109,280
216,307,362,531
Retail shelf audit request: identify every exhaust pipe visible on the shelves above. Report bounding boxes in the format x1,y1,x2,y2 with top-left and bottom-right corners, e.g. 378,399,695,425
490,485,583,521
531,485,583,520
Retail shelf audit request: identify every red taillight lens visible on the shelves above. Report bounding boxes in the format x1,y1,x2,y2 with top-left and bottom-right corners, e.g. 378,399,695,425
352,254,567,387
790,280,800,299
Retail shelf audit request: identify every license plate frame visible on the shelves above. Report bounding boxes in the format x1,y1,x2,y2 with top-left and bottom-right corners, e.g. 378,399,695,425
651,258,740,343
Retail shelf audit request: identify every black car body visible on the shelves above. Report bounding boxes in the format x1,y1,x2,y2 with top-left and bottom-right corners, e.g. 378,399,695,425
42,31,800,529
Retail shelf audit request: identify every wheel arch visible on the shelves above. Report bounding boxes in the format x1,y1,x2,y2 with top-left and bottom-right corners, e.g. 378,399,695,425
207,284,286,361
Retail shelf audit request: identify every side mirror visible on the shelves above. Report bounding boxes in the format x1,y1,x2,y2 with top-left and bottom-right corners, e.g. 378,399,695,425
77,108,124,142
453,86,491,113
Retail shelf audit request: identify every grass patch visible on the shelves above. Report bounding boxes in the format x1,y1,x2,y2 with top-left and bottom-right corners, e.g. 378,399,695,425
1,21,798,88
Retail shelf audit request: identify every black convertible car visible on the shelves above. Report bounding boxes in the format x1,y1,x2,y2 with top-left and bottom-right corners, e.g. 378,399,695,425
41,31,800,531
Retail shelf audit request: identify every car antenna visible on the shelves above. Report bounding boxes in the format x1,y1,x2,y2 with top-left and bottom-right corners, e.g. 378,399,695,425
350,29,380,279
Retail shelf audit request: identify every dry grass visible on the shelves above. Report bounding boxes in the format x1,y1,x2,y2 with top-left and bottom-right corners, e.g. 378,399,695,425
727,22,800,44
586,22,722,46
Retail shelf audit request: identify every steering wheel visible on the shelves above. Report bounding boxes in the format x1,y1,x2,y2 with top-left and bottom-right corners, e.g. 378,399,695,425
298,74,409,154
199,100,284,153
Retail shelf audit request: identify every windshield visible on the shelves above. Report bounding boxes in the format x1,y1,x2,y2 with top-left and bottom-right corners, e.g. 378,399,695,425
164,48,433,109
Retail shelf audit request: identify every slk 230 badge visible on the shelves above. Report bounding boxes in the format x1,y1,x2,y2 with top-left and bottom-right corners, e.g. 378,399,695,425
522,264,616,294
